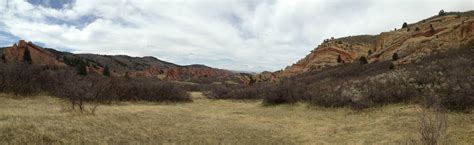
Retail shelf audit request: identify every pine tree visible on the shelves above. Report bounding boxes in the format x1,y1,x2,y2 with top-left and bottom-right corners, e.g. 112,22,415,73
77,62,88,76
402,22,408,28
103,65,111,76
438,9,446,16
389,63,395,70
392,53,399,61
359,56,368,64
23,48,32,64
1,54,5,63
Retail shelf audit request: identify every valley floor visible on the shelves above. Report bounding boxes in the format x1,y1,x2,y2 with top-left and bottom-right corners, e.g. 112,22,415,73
0,93,472,144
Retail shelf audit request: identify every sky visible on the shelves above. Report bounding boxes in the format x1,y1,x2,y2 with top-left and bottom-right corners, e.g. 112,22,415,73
0,0,472,72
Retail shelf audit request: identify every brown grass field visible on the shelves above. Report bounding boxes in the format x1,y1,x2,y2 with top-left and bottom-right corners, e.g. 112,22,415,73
0,92,472,144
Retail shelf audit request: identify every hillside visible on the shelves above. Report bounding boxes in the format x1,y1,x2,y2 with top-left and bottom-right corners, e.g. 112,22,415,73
279,11,474,77
0,40,235,81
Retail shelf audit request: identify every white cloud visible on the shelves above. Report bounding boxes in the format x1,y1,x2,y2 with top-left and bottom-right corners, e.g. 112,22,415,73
0,0,472,72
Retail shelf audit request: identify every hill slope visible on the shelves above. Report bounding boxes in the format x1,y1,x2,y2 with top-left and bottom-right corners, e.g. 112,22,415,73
280,11,474,77
0,40,234,81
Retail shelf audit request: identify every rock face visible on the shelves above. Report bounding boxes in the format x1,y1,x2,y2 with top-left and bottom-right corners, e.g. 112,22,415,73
280,35,377,77
2,40,64,66
280,11,474,77
239,71,277,85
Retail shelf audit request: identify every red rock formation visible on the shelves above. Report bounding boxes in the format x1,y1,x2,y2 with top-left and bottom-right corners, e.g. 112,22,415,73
239,71,277,85
279,13,474,77
2,40,234,81
2,40,64,66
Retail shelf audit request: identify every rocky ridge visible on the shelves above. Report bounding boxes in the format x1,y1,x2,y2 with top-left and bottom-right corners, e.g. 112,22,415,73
0,40,234,81
279,11,474,77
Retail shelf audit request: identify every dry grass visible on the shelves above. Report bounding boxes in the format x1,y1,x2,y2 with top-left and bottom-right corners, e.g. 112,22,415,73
0,93,472,144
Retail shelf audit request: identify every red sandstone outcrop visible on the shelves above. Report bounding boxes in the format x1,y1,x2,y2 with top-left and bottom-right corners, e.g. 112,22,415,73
2,40,65,66
239,71,277,85
279,12,474,77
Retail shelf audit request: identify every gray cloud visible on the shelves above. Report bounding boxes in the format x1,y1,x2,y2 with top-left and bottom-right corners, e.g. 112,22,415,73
0,0,472,72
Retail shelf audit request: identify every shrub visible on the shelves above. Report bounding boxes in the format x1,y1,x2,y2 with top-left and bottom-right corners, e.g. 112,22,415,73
204,83,266,100
77,62,88,76
359,56,368,64
263,80,306,105
103,65,111,76
0,64,43,96
392,53,399,60
1,54,5,63
0,63,191,106
417,110,447,145
407,47,473,112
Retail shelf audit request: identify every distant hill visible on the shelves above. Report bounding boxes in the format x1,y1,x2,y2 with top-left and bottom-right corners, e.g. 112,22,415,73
0,40,235,81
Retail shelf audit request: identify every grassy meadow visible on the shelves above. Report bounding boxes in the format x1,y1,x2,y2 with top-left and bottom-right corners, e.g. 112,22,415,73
0,92,472,144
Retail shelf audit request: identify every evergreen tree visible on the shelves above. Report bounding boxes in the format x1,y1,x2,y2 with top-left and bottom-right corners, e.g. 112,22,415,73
359,56,368,64
103,65,111,76
389,63,396,70
77,62,88,76
402,22,408,28
1,54,5,63
337,55,342,63
392,53,399,61
23,48,32,64
438,9,446,16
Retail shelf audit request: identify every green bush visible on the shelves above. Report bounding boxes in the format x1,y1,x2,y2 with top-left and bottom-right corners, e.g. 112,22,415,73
359,56,368,64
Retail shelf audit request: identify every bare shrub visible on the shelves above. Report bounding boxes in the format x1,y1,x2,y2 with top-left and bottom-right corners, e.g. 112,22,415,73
416,108,447,145
407,47,473,112
204,83,267,100
0,64,48,96
107,77,191,102
0,63,192,114
263,80,306,105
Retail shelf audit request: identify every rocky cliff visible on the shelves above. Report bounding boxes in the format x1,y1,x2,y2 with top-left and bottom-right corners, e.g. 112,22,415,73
279,11,474,77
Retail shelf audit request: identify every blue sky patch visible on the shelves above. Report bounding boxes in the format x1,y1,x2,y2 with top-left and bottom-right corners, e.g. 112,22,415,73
45,15,98,30
27,0,75,10
0,31,20,47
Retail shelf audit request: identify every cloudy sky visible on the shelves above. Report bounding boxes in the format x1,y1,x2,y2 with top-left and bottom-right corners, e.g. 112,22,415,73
0,0,472,72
